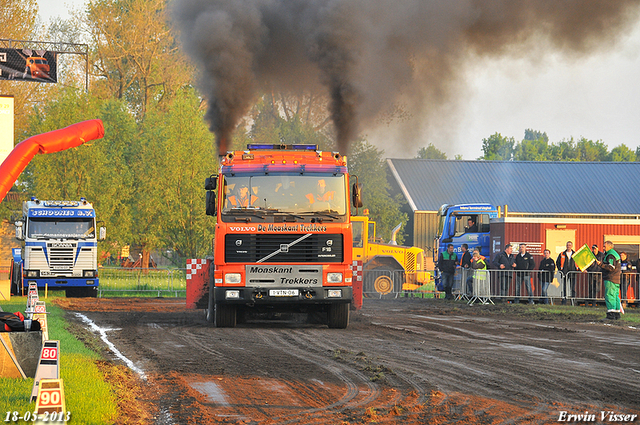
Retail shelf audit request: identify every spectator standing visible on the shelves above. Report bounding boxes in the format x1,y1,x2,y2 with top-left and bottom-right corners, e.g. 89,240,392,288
492,244,515,301
460,244,472,296
599,241,622,320
468,249,488,296
586,244,604,306
460,244,472,268
514,244,535,304
438,244,458,300
538,249,556,304
556,241,577,303
619,252,636,306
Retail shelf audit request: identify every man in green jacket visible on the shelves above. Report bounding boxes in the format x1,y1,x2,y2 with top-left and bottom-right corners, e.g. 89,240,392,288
599,240,622,320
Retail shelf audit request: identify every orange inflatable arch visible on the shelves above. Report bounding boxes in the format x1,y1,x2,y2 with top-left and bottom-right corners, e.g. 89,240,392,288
0,119,105,202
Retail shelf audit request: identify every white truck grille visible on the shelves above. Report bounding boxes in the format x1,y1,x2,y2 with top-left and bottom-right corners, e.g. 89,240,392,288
48,246,75,270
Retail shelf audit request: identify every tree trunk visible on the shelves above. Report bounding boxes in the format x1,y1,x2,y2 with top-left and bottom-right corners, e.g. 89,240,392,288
142,248,151,274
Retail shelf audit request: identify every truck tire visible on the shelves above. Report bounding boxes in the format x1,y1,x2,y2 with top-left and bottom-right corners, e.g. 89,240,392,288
364,267,402,297
214,303,237,328
81,287,98,298
66,287,97,298
327,303,350,329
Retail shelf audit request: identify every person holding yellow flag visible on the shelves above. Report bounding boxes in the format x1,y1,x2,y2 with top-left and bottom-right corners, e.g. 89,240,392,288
598,241,622,320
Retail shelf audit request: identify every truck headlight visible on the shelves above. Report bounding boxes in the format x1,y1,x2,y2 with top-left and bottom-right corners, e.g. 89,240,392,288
83,270,96,277
326,273,342,283
26,270,39,278
225,273,242,284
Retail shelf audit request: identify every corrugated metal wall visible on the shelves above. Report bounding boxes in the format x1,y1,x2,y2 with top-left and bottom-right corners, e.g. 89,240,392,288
413,211,438,268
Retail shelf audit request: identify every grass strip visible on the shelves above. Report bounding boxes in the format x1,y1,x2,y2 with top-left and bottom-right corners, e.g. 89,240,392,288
0,297,117,424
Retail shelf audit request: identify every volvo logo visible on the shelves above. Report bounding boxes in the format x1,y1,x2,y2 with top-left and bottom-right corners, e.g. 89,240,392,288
326,240,333,246
235,240,243,246
280,244,289,252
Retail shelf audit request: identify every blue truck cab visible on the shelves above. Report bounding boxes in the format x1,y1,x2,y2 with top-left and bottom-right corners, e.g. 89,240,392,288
434,203,498,267
12,198,106,297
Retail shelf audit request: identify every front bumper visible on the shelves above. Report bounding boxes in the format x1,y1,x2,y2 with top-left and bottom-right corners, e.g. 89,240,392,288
214,286,352,305
23,277,99,288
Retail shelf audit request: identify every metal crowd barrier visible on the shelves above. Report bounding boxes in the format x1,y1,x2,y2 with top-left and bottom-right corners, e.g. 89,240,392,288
361,268,407,299
566,270,638,305
97,267,187,297
443,269,638,305
456,269,566,305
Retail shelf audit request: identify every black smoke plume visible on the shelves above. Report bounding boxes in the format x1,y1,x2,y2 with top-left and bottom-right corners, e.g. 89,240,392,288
171,0,640,154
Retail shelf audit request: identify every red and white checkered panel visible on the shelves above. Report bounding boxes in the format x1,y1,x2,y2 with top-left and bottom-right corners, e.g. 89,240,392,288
352,260,363,282
186,259,208,280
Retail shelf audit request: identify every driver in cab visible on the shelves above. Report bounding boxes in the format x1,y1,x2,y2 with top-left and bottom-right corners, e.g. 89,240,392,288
228,184,258,207
306,179,335,206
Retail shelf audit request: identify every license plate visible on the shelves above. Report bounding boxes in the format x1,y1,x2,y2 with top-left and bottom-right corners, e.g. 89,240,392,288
269,289,299,297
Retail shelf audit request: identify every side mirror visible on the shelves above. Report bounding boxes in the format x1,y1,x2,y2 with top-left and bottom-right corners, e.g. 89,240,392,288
205,176,217,190
15,221,24,241
351,183,363,208
99,227,107,241
206,191,217,216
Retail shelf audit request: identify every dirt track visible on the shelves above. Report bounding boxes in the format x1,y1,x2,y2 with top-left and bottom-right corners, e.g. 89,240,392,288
57,298,640,424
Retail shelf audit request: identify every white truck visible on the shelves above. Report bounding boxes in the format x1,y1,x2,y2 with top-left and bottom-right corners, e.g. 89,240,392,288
11,198,106,297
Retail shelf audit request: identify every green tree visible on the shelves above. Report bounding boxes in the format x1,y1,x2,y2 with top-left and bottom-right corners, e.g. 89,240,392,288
513,138,550,161
134,89,216,266
247,96,332,150
243,92,335,150
608,144,635,162
348,139,407,244
416,144,447,159
575,137,608,161
548,138,578,161
513,129,551,161
480,133,515,160
523,129,548,143
84,0,192,119
24,89,136,257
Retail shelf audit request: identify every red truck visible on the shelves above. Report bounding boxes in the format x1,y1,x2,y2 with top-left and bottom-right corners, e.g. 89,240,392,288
187,144,362,328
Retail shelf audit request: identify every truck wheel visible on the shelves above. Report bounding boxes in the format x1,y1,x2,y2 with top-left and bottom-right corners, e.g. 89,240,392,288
327,303,350,329
67,288,96,298
364,267,401,297
214,303,237,328
82,287,98,298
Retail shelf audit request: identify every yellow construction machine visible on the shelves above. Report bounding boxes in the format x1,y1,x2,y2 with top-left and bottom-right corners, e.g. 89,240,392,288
351,215,430,296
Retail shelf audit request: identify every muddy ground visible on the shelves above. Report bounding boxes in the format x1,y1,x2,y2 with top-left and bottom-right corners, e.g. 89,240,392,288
55,298,640,424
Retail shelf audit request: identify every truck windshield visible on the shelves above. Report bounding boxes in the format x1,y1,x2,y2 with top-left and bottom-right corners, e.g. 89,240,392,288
28,218,96,239
222,174,347,216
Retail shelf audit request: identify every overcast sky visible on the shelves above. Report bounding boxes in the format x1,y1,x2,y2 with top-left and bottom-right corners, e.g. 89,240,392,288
39,1,640,160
